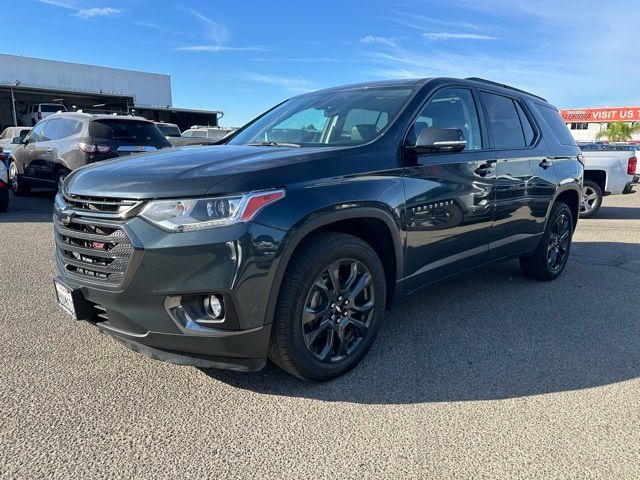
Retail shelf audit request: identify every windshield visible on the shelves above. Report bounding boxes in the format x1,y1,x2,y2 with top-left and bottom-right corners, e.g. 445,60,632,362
227,86,415,147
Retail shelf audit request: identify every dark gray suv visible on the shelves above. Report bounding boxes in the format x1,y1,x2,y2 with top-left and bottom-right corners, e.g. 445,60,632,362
8,112,171,195
53,77,583,381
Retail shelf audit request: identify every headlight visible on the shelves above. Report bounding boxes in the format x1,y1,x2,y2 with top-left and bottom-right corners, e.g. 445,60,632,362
139,189,285,232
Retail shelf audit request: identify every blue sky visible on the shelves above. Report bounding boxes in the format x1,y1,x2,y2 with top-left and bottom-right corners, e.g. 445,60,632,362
4,0,639,126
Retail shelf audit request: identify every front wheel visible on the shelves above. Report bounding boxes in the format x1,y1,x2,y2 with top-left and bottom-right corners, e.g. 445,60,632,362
0,187,8,212
269,232,387,381
520,202,574,281
8,161,30,196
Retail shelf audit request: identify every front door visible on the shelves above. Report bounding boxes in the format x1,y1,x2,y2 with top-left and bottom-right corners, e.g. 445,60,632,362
21,121,47,179
403,87,497,293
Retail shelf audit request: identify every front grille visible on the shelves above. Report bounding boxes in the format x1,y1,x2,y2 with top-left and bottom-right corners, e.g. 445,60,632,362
54,214,134,286
62,192,141,217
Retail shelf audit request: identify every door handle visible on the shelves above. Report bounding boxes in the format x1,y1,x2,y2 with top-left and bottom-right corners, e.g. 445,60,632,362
45,148,53,152
539,158,552,169
474,164,494,177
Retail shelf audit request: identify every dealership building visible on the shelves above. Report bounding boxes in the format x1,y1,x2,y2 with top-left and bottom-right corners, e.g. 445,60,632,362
559,106,640,142
0,53,221,131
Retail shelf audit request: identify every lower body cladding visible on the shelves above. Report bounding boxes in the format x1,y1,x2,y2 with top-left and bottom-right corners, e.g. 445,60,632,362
53,215,286,372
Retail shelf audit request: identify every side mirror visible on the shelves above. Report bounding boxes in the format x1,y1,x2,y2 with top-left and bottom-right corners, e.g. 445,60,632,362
12,136,26,145
410,128,466,154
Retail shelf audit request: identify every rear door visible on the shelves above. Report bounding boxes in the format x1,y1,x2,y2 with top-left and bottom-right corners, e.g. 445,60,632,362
478,91,556,260
403,87,497,293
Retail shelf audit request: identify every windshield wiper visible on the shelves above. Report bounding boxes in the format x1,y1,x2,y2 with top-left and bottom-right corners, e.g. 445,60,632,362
247,141,301,148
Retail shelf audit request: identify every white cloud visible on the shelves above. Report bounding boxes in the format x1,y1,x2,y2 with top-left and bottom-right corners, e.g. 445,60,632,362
240,73,316,93
175,45,271,52
74,7,122,19
176,7,270,54
422,32,497,40
37,1,123,19
360,35,398,48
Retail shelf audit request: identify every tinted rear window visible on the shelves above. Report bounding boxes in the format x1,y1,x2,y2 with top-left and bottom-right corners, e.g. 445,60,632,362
535,104,576,146
89,120,166,143
479,92,526,149
41,105,65,112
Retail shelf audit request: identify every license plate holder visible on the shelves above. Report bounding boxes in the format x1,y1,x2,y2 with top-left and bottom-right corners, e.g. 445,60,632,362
54,279,78,319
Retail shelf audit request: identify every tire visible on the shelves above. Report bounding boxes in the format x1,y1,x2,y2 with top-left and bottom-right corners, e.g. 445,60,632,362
0,187,8,212
55,168,70,191
520,202,574,281
579,180,602,219
8,161,30,196
269,232,387,382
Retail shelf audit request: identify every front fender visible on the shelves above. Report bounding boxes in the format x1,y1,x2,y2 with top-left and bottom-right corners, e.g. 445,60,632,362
259,204,406,326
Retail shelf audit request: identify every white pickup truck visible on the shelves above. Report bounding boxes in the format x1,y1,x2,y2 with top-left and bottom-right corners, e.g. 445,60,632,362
578,144,638,218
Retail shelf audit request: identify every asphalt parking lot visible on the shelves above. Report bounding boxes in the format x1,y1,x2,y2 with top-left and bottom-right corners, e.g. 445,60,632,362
1,189,639,479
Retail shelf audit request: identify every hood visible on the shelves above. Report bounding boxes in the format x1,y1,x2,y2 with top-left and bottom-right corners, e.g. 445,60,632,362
65,145,334,199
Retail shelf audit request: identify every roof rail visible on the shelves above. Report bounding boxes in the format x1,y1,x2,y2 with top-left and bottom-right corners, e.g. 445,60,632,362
465,77,547,102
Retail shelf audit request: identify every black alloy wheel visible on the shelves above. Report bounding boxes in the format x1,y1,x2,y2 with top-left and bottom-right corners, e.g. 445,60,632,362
520,201,574,281
302,258,375,362
269,232,386,381
546,211,571,273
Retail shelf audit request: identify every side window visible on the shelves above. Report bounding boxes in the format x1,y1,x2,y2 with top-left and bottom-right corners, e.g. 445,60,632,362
57,119,82,139
479,92,526,149
407,88,482,151
535,104,577,146
42,119,60,141
29,122,47,142
515,102,535,146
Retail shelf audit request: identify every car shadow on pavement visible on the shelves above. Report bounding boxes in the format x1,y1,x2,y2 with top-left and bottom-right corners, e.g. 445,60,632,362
203,241,640,404
0,191,54,223
594,206,640,220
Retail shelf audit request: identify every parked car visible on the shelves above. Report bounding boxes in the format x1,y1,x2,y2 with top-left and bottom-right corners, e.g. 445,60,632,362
0,126,32,163
154,122,182,138
168,125,235,147
52,77,583,381
20,103,67,126
0,160,8,212
8,112,171,195
579,145,637,217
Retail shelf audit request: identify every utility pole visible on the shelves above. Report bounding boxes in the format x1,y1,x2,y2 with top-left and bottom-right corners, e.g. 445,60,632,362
10,87,17,126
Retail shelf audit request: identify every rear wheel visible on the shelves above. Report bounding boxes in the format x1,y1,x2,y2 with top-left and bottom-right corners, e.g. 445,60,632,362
579,180,602,218
55,168,70,191
520,202,573,281
8,161,30,196
269,232,387,381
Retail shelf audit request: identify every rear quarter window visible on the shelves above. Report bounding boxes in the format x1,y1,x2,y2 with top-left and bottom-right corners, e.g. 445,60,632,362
89,120,167,144
535,104,576,146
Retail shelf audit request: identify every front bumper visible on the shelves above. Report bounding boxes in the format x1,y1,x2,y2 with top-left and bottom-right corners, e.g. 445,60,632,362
54,206,286,371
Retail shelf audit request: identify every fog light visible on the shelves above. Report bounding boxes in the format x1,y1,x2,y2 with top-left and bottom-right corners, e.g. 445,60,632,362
205,294,224,319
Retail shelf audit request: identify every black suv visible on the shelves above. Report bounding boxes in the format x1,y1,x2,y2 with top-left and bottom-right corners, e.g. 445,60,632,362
8,112,171,195
53,78,583,381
